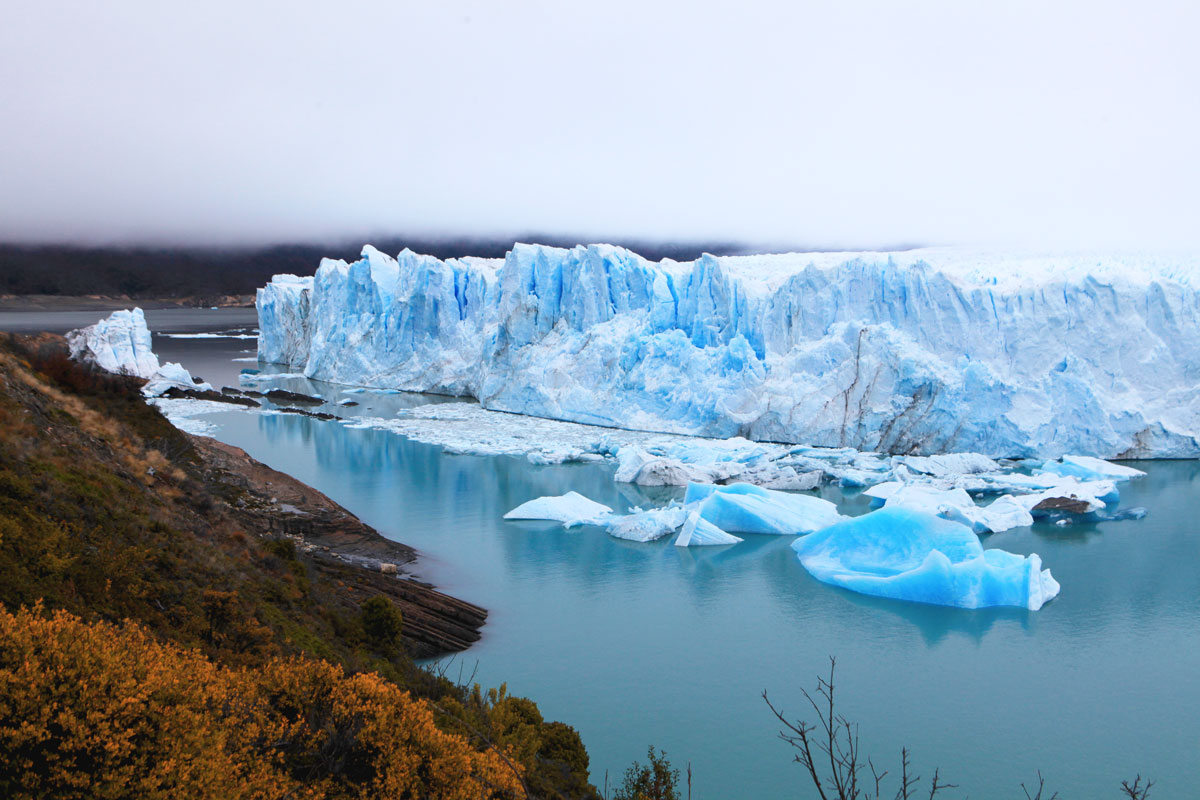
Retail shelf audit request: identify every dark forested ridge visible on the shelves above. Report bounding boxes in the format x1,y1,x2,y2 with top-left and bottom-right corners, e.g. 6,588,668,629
0,236,746,299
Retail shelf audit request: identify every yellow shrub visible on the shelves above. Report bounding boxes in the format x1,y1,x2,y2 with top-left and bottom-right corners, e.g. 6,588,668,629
0,605,524,799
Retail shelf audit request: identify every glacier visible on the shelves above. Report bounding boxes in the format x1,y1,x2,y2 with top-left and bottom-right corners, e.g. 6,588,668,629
258,243,1200,459
791,508,1060,610
68,309,213,397
67,308,160,378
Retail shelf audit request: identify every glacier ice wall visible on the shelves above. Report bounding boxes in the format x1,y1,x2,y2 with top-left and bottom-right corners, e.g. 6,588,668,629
257,244,1200,458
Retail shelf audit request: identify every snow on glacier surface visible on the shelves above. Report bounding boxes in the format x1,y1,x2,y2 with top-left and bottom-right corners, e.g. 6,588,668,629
791,507,1060,610
258,243,1200,459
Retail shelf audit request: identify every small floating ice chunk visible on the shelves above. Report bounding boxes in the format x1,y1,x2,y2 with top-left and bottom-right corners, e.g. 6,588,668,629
1037,455,1147,482
503,492,613,527
674,510,743,547
683,482,843,535
613,445,744,486
737,465,821,491
141,362,214,397
867,483,1032,534
791,507,1060,610
897,452,1001,477
607,506,688,542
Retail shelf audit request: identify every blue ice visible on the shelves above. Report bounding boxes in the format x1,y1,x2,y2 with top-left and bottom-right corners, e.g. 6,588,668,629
791,507,1059,610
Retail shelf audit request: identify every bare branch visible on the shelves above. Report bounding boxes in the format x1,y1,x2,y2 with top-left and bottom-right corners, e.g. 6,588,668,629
1120,774,1154,799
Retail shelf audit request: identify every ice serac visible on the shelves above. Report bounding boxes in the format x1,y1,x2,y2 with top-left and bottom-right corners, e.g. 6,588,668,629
258,244,1200,458
791,507,1060,610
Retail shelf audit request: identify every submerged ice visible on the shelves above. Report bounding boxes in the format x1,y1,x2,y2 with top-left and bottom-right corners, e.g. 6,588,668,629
258,243,1200,459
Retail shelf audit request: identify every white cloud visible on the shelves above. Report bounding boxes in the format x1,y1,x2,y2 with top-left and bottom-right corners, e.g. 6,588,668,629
1,0,1197,249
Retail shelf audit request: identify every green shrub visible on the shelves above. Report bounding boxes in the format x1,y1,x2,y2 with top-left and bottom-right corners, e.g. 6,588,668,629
360,596,403,654
614,746,679,800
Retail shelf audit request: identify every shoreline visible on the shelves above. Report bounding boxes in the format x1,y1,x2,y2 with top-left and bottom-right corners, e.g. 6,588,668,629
191,434,488,658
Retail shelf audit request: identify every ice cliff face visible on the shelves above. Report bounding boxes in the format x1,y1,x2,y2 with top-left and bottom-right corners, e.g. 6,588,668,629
257,244,1200,459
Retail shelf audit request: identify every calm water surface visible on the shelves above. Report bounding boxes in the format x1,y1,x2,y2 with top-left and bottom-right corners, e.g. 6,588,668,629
9,309,1200,798
208,402,1200,800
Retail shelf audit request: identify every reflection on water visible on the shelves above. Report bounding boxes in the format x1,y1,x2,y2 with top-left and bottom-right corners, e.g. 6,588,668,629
203,407,1200,800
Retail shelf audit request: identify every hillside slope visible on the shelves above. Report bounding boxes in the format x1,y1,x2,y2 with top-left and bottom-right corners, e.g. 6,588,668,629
0,333,598,799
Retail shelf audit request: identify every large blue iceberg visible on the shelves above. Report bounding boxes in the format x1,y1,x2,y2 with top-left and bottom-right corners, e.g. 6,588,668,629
258,243,1200,458
791,507,1060,610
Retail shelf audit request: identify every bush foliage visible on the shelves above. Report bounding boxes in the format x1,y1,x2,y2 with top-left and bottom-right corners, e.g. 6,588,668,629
0,604,523,799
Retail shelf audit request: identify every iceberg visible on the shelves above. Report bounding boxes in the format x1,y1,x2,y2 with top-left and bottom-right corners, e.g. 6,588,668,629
864,483,1033,533
1037,455,1147,482
68,309,213,398
258,243,1200,459
503,492,613,527
683,483,843,535
606,506,688,542
1012,477,1119,516
674,511,743,547
141,362,214,398
791,508,1060,610
67,308,160,378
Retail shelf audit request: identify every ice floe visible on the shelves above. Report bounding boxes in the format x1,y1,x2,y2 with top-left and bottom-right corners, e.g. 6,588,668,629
503,492,614,527
1037,455,1147,482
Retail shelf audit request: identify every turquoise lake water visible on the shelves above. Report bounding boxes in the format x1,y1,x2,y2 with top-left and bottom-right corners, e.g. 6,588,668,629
8,309,1196,799
203,406,1200,800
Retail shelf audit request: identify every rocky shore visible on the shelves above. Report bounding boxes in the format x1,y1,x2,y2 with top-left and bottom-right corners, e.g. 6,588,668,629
193,436,488,657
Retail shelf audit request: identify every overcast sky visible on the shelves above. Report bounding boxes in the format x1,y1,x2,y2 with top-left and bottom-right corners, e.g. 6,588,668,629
2,0,1198,250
